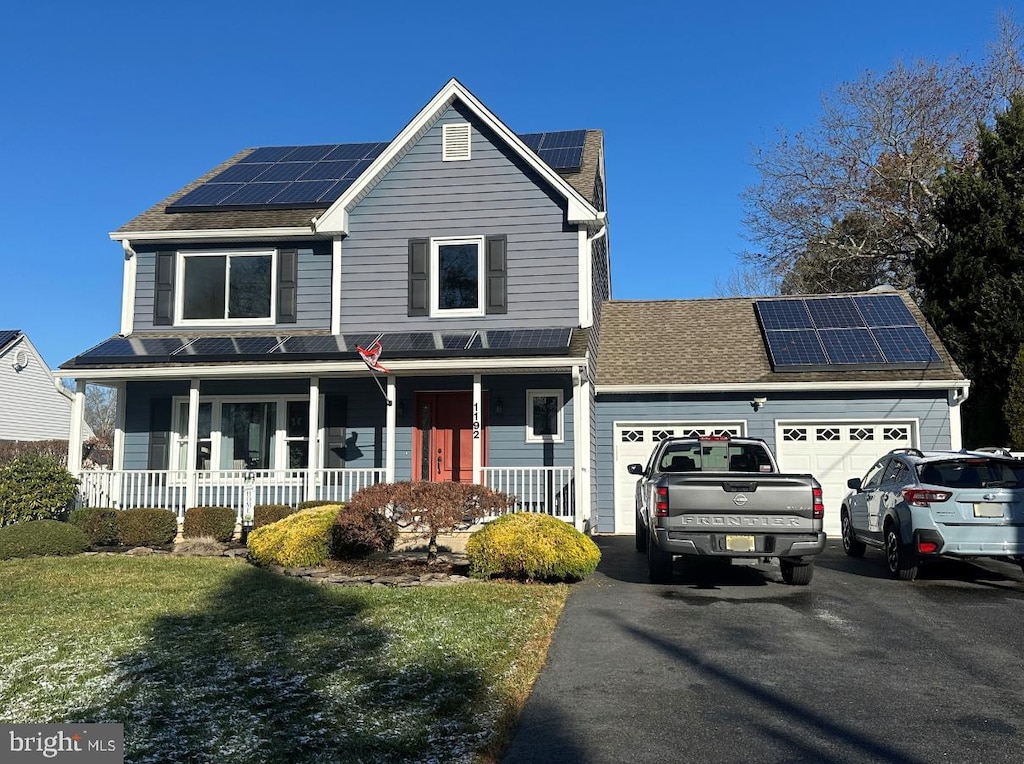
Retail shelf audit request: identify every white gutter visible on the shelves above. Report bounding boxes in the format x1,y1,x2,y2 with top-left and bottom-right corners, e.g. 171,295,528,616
56,354,587,382
596,379,972,394
108,226,317,242
54,377,75,402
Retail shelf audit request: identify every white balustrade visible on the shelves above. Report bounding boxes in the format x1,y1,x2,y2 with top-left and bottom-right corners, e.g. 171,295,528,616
480,467,575,520
315,468,386,503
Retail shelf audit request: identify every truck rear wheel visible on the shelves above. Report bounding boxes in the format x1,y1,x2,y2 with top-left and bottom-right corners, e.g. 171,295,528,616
780,559,813,585
647,535,673,583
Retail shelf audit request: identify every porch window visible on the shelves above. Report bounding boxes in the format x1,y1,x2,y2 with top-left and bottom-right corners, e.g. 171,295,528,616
175,402,213,469
177,250,275,325
526,389,564,443
220,402,278,469
430,236,485,317
285,401,310,469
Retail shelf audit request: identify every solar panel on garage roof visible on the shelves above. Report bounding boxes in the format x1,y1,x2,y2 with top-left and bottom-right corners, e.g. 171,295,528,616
755,294,940,371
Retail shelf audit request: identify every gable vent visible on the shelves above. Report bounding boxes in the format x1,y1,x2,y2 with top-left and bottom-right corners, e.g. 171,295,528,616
442,123,471,161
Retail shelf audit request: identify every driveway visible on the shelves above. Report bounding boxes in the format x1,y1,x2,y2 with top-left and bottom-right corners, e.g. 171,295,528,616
502,537,1024,763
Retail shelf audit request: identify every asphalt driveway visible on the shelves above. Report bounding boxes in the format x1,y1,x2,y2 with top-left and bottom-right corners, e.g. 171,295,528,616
502,537,1024,763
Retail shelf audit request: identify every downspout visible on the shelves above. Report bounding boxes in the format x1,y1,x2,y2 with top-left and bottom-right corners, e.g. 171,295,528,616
120,239,137,337
948,382,971,451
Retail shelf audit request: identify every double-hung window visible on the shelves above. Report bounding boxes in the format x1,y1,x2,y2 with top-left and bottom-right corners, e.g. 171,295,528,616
176,250,276,325
430,236,485,317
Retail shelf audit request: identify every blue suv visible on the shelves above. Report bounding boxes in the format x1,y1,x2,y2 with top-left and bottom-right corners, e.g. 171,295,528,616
841,448,1024,580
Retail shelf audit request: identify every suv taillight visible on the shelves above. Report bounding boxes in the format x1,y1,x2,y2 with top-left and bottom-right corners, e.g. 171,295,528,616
902,488,952,507
812,486,824,519
656,486,669,517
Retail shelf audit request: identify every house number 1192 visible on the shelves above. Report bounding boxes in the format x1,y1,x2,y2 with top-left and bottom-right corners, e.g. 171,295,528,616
473,402,481,439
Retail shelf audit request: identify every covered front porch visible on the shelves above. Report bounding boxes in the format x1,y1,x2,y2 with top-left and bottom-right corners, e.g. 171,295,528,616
66,366,591,529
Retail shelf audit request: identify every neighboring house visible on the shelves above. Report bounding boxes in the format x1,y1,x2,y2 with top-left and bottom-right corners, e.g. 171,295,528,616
58,79,968,536
59,79,608,525
0,330,94,442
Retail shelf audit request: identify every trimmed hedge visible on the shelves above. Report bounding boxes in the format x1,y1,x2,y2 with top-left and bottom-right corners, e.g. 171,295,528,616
117,508,178,547
247,506,339,568
330,505,398,559
68,507,120,546
296,499,342,511
466,513,601,582
183,506,236,541
0,520,89,560
253,504,296,529
0,456,79,527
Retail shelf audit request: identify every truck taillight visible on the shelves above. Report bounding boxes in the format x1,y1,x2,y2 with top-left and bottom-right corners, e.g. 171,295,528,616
902,488,952,507
812,487,824,519
656,486,669,517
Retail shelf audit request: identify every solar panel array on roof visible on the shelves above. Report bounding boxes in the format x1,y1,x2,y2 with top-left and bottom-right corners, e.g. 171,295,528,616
166,131,588,212
69,328,574,367
754,294,941,371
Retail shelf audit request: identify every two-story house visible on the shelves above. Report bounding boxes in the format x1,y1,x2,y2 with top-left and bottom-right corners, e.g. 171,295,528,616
60,79,608,529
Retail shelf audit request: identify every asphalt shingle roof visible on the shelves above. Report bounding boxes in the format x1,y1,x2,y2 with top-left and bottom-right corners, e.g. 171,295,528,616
595,292,965,387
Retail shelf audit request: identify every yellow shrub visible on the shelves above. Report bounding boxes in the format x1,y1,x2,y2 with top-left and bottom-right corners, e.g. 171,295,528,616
466,513,601,582
246,506,339,568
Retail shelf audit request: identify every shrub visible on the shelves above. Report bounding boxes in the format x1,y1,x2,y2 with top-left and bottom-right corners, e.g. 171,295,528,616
0,456,79,526
247,506,339,568
330,505,398,559
1006,345,1024,449
0,520,89,560
68,507,120,546
183,506,236,541
466,513,601,582
117,508,178,547
253,504,296,529
0,439,67,468
296,499,342,510
348,481,515,562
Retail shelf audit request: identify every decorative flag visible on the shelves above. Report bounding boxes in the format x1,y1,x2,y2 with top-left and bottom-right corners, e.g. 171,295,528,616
356,340,389,374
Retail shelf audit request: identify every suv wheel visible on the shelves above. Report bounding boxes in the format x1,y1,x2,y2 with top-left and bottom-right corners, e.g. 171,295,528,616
780,559,814,585
885,522,918,581
647,534,673,583
635,511,647,553
841,510,866,558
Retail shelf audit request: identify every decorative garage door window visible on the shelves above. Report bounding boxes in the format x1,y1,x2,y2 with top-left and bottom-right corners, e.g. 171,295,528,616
884,426,910,441
621,429,644,443
816,427,840,441
652,429,675,441
850,427,875,441
783,427,808,441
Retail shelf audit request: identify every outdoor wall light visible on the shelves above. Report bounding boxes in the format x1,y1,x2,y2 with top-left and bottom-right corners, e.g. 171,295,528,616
494,397,504,417
750,396,767,412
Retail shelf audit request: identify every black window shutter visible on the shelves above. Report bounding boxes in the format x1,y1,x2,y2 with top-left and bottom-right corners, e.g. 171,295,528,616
153,252,176,326
148,398,172,469
408,239,430,316
277,249,298,323
322,395,348,468
485,235,507,314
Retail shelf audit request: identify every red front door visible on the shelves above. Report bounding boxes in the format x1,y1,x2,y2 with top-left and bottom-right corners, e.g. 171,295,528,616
413,391,485,482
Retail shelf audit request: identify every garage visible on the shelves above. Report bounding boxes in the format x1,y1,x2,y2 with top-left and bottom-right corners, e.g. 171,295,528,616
613,421,745,535
774,420,916,536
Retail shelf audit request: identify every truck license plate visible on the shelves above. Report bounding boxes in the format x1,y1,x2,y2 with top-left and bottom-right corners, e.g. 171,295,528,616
973,503,1006,518
725,535,756,552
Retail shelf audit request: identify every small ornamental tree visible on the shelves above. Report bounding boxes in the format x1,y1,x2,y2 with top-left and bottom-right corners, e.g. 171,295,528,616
0,456,79,526
347,481,516,563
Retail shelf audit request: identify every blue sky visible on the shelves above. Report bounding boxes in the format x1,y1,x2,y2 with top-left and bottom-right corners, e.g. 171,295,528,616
0,0,1014,371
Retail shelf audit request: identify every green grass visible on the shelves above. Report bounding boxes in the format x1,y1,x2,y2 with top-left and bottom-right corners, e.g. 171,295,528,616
0,556,568,763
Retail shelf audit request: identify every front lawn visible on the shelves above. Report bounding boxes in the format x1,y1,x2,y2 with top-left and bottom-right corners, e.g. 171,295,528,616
0,556,567,762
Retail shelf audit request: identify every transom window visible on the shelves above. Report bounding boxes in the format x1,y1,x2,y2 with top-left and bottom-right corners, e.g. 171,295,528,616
176,250,275,325
430,237,485,317
526,389,564,443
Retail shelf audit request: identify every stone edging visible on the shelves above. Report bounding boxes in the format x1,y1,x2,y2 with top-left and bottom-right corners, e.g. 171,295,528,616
275,566,473,588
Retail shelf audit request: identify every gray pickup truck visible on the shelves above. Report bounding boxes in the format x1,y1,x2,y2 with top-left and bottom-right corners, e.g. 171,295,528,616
631,435,826,584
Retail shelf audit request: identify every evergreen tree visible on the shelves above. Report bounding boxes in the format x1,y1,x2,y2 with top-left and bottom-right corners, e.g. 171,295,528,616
916,93,1024,446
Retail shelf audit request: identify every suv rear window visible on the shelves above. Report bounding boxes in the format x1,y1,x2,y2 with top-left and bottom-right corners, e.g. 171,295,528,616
659,442,773,473
917,459,1024,489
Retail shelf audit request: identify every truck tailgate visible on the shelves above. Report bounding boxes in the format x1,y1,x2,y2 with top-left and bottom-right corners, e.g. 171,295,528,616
664,473,818,531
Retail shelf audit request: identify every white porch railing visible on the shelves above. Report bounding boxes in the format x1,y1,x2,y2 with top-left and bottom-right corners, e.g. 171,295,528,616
481,466,575,520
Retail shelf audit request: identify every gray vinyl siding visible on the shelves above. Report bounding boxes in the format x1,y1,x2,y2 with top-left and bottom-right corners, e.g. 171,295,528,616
593,390,954,533
132,240,332,332
123,380,190,469
342,103,580,332
0,337,77,441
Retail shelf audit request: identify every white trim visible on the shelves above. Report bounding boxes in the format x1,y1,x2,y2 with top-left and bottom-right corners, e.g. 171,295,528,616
120,240,136,336
385,376,396,482
331,236,342,336
572,367,592,532
578,228,590,328
430,236,486,317
472,375,482,483
307,377,320,496
113,383,126,472
174,249,277,327
68,381,86,473
313,78,601,234
442,123,471,161
596,379,971,394
186,379,200,481
108,226,314,242
526,388,565,443
948,391,963,450
57,354,587,381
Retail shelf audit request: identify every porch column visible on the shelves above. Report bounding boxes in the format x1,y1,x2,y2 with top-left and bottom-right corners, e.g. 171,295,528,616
472,374,482,484
572,366,592,532
307,377,320,500
186,378,200,512
67,380,86,474
112,383,126,508
385,376,396,483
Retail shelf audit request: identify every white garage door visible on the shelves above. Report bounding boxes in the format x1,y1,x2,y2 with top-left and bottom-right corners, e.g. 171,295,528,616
775,421,916,537
613,422,746,534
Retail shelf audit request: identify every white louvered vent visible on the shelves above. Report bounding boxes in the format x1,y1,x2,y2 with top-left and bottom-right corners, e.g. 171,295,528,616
442,123,471,161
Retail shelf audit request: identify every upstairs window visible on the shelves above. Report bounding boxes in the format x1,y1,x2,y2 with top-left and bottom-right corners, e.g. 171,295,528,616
430,236,485,317
176,250,275,325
